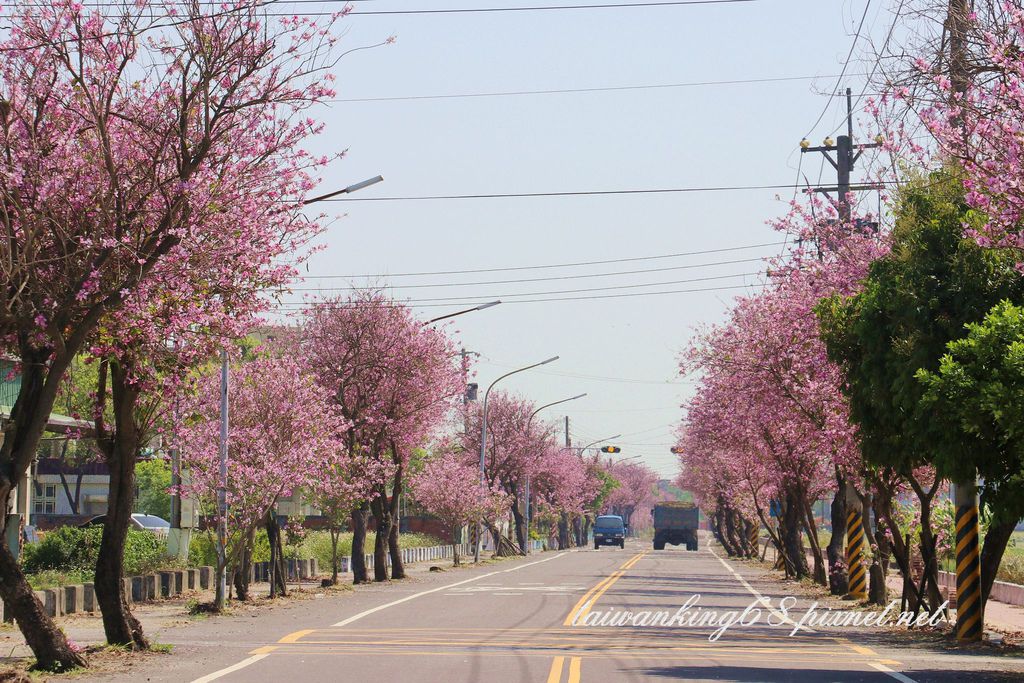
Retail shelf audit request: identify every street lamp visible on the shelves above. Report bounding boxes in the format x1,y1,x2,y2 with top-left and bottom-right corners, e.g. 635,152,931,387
427,300,501,325
475,355,560,563
523,393,587,554
214,175,382,610
301,175,384,205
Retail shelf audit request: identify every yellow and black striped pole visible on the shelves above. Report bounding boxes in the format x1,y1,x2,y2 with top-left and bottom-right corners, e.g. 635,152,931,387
954,481,982,642
846,488,867,600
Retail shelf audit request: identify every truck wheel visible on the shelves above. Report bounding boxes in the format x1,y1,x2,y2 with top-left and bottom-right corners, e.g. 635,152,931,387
653,542,665,550
594,542,600,550
619,540,625,549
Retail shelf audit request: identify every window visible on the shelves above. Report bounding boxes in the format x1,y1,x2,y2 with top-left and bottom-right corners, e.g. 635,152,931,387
33,483,56,514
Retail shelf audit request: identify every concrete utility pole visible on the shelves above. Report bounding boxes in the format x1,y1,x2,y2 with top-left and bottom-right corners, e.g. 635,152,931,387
801,88,884,224
215,349,229,611
944,0,983,643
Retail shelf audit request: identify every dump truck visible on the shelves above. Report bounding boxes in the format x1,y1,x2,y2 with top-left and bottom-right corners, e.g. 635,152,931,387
652,502,699,551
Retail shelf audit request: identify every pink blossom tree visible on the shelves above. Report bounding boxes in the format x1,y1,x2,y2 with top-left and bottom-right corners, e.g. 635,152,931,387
0,1,342,667
410,451,510,565
301,292,463,582
176,355,344,606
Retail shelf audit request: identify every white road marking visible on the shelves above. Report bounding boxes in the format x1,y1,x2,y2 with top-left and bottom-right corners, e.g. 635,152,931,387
189,654,270,683
708,535,919,683
333,552,566,627
869,662,919,683
189,552,567,682
706,542,805,630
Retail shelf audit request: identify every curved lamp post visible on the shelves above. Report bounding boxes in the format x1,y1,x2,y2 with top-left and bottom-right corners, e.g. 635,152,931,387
522,393,587,554
475,355,559,563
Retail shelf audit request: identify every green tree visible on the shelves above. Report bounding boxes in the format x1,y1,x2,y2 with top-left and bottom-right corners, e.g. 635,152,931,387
134,459,171,521
917,299,1024,602
817,169,1024,611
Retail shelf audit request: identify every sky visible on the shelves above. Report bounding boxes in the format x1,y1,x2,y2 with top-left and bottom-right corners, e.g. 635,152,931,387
274,0,899,477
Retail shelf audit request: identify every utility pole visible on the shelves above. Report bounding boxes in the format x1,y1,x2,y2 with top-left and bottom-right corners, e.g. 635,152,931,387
801,88,884,225
565,416,570,448
944,0,983,643
215,349,229,611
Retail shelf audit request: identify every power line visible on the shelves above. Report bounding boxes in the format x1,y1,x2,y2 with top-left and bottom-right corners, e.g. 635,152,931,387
292,0,764,16
293,258,766,290
272,282,767,308
303,241,784,279
321,181,899,202
802,0,873,139
331,73,862,103
287,270,760,302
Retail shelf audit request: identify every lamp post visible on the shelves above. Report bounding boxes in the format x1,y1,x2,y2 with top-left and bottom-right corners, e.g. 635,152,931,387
523,393,587,554
427,300,501,325
475,355,560,563
214,176,384,609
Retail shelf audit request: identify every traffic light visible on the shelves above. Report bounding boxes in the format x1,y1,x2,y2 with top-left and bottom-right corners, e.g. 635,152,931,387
601,446,621,453
670,447,684,455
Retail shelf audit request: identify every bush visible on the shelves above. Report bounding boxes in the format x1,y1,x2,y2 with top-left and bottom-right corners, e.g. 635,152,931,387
188,529,271,568
998,554,1024,585
22,525,170,577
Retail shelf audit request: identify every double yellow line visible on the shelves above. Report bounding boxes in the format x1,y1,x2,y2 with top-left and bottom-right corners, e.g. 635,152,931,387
546,655,582,683
563,552,646,626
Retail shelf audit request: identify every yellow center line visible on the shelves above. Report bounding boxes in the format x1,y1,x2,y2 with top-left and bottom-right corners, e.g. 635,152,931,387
546,656,565,683
567,656,582,683
277,629,316,644
564,551,649,626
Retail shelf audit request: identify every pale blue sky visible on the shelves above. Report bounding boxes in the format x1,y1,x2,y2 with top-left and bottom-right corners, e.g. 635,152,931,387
281,0,897,476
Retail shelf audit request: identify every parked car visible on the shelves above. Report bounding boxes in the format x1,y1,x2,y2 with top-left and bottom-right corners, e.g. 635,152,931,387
79,513,171,538
593,514,626,549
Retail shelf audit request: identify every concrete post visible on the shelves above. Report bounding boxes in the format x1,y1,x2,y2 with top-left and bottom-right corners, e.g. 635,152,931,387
954,480,983,641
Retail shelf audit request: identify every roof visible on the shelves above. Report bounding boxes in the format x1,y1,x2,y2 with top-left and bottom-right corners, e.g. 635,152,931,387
0,406,95,436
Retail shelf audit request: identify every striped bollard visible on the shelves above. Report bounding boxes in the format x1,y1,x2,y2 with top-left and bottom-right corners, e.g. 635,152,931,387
955,481,983,641
846,504,868,600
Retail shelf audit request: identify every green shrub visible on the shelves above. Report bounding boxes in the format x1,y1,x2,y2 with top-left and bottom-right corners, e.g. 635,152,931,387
188,529,271,568
22,525,170,576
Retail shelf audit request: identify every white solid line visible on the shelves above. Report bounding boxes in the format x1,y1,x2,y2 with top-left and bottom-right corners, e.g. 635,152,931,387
189,653,270,683
706,542,805,631
332,552,566,627
869,661,919,683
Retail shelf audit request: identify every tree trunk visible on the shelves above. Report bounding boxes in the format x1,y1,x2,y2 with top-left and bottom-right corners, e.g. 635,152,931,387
266,513,287,598
782,489,809,579
979,517,1016,608
0,347,88,671
329,528,341,586
370,495,391,582
827,476,849,595
387,472,405,580
510,497,527,554
452,524,461,566
233,533,252,602
558,513,570,550
798,495,826,585
855,490,886,606
351,504,370,585
94,362,149,649
0,535,87,671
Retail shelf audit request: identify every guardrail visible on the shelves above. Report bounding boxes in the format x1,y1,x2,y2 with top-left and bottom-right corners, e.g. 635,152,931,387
338,539,545,573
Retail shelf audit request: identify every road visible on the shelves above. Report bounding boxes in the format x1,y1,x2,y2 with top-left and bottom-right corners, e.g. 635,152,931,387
85,537,1024,682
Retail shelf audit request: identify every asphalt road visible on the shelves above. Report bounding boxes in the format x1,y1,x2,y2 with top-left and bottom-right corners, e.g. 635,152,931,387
84,537,1024,682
